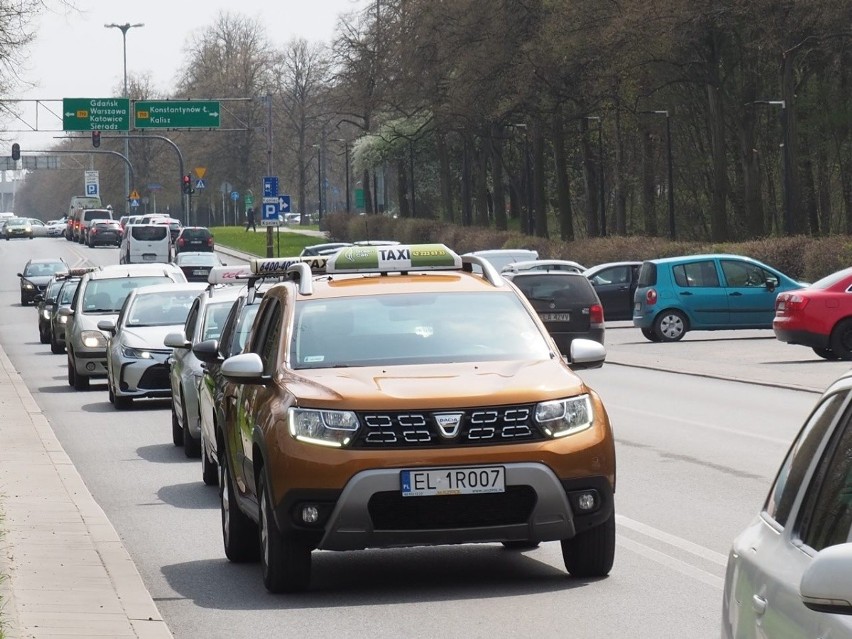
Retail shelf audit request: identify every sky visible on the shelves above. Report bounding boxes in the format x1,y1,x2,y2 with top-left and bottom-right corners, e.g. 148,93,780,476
12,0,363,150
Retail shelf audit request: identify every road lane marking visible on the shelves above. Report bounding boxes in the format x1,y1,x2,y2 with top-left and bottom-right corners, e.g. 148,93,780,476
617,514,728,566
617,536,725,590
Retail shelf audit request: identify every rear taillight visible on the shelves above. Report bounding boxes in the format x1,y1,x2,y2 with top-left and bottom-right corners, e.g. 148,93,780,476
589,303,605,328
207,237,213,247
178,237,185,247
781,294,809,312
645,288,657,305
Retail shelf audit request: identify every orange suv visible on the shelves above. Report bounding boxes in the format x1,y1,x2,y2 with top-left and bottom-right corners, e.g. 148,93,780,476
216,245,616,592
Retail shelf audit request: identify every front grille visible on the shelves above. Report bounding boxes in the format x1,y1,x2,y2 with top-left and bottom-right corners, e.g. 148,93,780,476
138,364,170,391
352,404,543,449
368,486,537,530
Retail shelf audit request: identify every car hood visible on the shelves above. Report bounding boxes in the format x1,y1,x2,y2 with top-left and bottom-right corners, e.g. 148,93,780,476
121,325,183,350
23,275,54,286
283,358,585,410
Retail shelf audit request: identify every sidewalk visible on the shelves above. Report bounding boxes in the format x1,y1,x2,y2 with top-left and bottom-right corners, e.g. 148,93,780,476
0,345,172,639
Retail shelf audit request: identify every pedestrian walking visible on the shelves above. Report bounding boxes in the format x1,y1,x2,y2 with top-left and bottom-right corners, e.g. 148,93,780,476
245,207,256,232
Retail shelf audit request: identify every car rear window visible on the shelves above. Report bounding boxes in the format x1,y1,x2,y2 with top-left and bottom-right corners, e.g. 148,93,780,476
131,225,168,241
637,262,657,287
84,210,112,221
182,228,211,239
81,276,174,313
511,274,599,306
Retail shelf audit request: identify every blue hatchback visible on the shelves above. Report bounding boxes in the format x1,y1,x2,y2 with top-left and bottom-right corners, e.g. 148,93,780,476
633,254,802,342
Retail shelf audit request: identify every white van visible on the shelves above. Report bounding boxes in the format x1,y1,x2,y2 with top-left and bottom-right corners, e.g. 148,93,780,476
120,224,172,264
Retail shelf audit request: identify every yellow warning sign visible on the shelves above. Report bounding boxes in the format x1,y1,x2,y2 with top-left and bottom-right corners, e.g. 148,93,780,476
129,190,140,200
194,167,207,179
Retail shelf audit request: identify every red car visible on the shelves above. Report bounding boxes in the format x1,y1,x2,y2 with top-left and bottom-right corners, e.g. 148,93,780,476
773,266,852,360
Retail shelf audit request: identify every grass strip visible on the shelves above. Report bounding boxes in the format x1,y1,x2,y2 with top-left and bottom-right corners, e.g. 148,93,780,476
211,227,322,258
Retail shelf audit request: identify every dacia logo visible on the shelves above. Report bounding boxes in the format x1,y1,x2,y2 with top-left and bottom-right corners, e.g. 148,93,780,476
434,413,464,438
380,248,411,260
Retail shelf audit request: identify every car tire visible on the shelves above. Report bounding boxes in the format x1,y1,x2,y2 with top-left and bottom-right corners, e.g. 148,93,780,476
202,434,218,487
20,296,27,306
220,452,259,562
501,541,540,550
73,369,90,391
561,511,616,578
39,327,49,344
107,381,115,404
653,310,687,342
114,390,132,410
171,401,184,446
50,337,63,354
67,355,75,386
812,347,841,361
183,395,201,458
641,328,661,342
829,319,852,360
259,472,312,593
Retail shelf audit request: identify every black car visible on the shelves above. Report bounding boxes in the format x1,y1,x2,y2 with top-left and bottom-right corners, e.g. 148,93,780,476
50,276,82,354
174,227,214,254
172,251,223,282
583,261,643,322
18,258,68,306
87,219,123,247
35,276,67,344
504,271,606,354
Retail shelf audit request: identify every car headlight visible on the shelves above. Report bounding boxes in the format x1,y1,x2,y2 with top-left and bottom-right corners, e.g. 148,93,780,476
535,395,594,438
42,309,51,319
288,408,359,447
23,282,34,290
81,330,107,348
122,346,153,359
58,314,68,325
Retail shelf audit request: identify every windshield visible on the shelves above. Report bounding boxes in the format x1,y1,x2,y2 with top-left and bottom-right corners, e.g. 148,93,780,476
126,291,199,327
81,276,174,313
177,253,218,266
202,301,235,341
291,291,550,369
130,225,168,241
24,262,66,277
59,279,80,305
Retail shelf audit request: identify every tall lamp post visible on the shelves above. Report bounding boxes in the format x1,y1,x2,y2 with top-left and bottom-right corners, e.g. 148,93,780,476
311,144,323,221
585,116,605,236
330,138,351,214
639,110,675,239
104,22,144,215
751,100,791,235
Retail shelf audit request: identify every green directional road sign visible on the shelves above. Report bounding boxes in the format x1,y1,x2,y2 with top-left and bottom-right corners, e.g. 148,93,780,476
62,98,130,131
134,100,221,129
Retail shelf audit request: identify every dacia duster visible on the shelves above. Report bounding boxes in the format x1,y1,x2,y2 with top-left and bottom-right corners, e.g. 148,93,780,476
216,245,616,592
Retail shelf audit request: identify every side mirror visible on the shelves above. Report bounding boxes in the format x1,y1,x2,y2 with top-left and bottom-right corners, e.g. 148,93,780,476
33,294,44,303
16,272,23,277
58,307,74,318
192,339,221,364
766,276,779,293
97,319,116,333
164,331,190,349
800,543,852,615
221,352,269,385
566,338,606,370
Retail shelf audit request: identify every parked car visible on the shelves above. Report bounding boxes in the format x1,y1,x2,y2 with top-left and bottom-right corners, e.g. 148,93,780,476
164,275,246,456
173,226,214,254
4,217,33,240
17,258,68,306
502,259,586,274
722,369,852,638
584,261,643,322
463,248,539,272
46,219,66,237
504,270,606,354
213,245,610,592
773,266,852,360
100,283,207,409
86,219,123,247
172,251,225,282
633,254,803,342
26,218,50,238
61,263,187,391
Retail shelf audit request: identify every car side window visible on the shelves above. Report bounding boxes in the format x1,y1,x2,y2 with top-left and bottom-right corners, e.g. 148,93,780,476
721,260,769,288
184,300,200,341
673,261,720,288
764,392,847,526
250,299,282,376
797,400,852,551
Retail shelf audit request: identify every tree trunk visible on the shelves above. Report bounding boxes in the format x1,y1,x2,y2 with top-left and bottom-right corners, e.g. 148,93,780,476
396,159,410,218
739,67,764,239
553,107,574,241
532,122,548,238
474,137,490,226
580,118,600,237
436,130,454,223
707,82,729,242
363,169,374,215
491,125,507,231
461,135,473,226
641,126,657,236
614,107,627,235
816,144,831,234
781,50,801,234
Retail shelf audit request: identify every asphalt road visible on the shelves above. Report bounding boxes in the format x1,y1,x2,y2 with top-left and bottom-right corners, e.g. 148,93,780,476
0,236,838,639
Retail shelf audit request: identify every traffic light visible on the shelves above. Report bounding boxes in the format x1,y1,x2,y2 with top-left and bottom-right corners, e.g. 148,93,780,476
11,143,19,161
182,174,192,195
92,131,101,148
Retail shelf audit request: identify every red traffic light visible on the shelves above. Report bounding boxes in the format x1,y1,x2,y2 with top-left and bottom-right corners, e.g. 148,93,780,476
182,174,192,194
11,143,20,161
92,131,101,148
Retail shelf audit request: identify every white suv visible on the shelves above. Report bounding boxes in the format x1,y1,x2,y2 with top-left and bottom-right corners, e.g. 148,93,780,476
61,263,187,390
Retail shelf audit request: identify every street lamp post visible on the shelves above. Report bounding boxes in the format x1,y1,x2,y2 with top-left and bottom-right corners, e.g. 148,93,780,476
312,144,322,220
330,138,351,214
751,100,791,235
639,110,675,239
104,22,144,215
585,116,605,237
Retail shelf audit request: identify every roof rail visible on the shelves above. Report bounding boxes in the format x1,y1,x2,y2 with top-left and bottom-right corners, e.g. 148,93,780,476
460,255,505,287
207,264,252,286
286,263,314,296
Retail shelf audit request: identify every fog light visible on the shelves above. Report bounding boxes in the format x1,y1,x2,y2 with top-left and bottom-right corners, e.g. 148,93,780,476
85,362,96,372
576,492,596,511
301,505,319,524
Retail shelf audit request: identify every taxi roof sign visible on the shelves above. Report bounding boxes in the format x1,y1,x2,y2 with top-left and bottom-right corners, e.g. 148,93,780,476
250,256,328,276
207,265,251,285
327,244,461,273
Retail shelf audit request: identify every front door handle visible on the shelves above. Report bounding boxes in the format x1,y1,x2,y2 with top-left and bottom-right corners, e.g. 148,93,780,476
679,291,693,296
752,594,767,616
729,292,743,296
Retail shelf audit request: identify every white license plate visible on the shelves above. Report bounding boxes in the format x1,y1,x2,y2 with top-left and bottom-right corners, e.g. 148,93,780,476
541,312,571,322
192,269,207,276
401,466,505,497
142,254,156,261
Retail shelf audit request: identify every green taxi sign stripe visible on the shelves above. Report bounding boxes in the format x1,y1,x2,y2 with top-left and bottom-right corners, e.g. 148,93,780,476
327,244,461,273
250,256,328,275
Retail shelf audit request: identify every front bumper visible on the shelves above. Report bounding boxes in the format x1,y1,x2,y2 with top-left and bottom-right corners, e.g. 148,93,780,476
275,464,613,551
115,357,172,399
72,348,108,377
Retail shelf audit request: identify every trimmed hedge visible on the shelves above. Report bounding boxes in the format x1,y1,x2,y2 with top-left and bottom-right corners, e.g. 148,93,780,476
323,213,852,282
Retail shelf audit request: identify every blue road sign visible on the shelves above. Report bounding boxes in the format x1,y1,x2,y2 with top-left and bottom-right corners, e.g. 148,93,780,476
230,191,239,202
278,195,291,214
195,179,206,190
130,199,139,208
263,176,279,198
261,202,278,225
86,183,98,196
